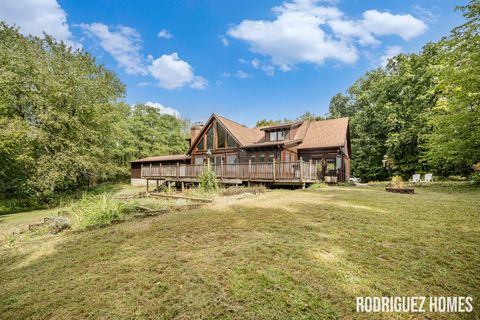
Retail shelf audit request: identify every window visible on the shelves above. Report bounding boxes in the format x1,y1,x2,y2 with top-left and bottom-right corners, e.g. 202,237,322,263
197,138,204,151
195,157,204,165
249,154,256,163
269,130,286,141
227,154,237,164
259,153,265,163
269,152,275,162
269,131,277,141
277,130,285,140
206,126,214,150
217,124,226,149
227,134,237,148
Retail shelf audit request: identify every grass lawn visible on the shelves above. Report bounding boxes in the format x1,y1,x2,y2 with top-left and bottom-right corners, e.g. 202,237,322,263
0,184,479,319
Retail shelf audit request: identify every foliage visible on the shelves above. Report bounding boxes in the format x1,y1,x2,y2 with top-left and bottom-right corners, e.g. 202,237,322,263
328,1,480,181
198,167,218,192
0,23,189,203
69,193,135,229
471,173,480,185
307,182,326,190
255,111,324,127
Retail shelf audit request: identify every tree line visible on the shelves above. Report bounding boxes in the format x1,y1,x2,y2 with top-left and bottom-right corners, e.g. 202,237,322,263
0,23,188,202
329,1,479,181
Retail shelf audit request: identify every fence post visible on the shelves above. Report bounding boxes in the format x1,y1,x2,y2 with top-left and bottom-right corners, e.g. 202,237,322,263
248,159,252,180
299,157,303,181
149,163,152,177
272,159,276,182
177,162,179,178
141,163,144,177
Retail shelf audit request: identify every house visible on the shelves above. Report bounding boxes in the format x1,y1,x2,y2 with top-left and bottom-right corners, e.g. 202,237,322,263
130,113,351,188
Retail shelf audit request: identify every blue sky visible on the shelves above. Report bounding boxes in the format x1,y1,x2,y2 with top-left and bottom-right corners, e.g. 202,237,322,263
0,0,465,126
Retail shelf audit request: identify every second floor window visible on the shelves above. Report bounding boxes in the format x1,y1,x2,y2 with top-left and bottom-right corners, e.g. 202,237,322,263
269,130,286,141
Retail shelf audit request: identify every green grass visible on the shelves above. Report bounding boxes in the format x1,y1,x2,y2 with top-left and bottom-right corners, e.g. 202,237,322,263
0,184,479,319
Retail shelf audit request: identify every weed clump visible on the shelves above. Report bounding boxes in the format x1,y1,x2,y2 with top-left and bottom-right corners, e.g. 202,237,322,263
198,167,218,192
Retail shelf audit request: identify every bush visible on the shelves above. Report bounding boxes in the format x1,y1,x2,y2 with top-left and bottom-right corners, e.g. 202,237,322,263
446,175,467,181
470,173,480,185
70,193,135,229
198,167,218,192
308,183,326,190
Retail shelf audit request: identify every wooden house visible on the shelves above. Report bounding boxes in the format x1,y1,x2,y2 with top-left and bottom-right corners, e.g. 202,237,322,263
130,114,351,188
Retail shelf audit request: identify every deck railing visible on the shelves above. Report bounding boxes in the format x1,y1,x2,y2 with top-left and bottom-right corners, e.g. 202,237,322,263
141,160,318,182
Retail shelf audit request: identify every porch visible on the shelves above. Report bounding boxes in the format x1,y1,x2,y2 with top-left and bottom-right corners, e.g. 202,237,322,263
140,160,319,186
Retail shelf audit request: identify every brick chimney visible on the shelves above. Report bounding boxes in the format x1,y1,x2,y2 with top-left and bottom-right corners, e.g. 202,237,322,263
190,123,203,146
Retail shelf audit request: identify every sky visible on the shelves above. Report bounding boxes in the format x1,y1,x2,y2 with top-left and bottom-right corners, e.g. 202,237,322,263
0,0,466,126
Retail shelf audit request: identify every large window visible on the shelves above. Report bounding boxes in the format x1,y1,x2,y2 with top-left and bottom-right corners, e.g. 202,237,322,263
206,126,214,150
217,124,226,149
195,157,204,165
197,138,204,151
227,134,237,148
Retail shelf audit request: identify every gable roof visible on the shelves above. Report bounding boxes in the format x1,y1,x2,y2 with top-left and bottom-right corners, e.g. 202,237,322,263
133,114,350,163
298,117,349,150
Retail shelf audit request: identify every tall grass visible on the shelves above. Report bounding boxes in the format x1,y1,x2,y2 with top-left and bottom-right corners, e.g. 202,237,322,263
69,193,135,229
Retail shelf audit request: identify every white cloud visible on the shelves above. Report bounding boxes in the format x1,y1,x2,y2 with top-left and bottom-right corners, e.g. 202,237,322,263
0,0,80,48
79,23,147,75
80,23,207,89
145,101,181,118
222,72,231,78
158,29,173,39
379,45,402,67
228,0,427,70
362,10,428,40
221,37,229,47
234,70,251,79
149,52,207,89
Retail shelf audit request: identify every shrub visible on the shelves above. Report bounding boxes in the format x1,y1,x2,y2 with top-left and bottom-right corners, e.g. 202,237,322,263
446,175,467,181
70,193,135,229
308,183,326,190
470,173,480,185
198,167,218,192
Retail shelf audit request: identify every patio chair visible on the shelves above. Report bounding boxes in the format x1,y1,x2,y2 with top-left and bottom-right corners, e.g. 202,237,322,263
409,174,421,183
423,173,433,183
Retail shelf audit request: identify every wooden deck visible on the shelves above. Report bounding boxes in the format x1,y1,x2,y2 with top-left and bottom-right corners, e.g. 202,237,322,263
141,160,317,184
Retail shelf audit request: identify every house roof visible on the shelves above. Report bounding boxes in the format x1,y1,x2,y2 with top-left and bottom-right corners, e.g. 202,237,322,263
298,117,349,150
258,121,303,131
130,155,191,163
132,114,350,163
215,114,263,146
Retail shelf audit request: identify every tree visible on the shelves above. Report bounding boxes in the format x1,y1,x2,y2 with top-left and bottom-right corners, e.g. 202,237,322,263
328,93,352,118
0,23,125,200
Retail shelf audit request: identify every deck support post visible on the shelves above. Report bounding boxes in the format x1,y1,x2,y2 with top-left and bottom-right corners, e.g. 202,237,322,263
248,160,252,181
221,158,224,178
302,183,306,189
146,179,149,192
309,160,312,180
181,181,185,192
272,159,276,182
156,179,159,192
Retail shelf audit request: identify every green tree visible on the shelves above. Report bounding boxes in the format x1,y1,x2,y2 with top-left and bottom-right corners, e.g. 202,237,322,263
0,23,125,200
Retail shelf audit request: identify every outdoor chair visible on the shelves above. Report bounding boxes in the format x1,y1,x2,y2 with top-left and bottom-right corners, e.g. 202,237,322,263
423,173,433,183
409,174,421,183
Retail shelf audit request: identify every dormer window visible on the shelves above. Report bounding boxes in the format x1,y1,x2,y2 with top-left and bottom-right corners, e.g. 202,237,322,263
269,129,286,141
